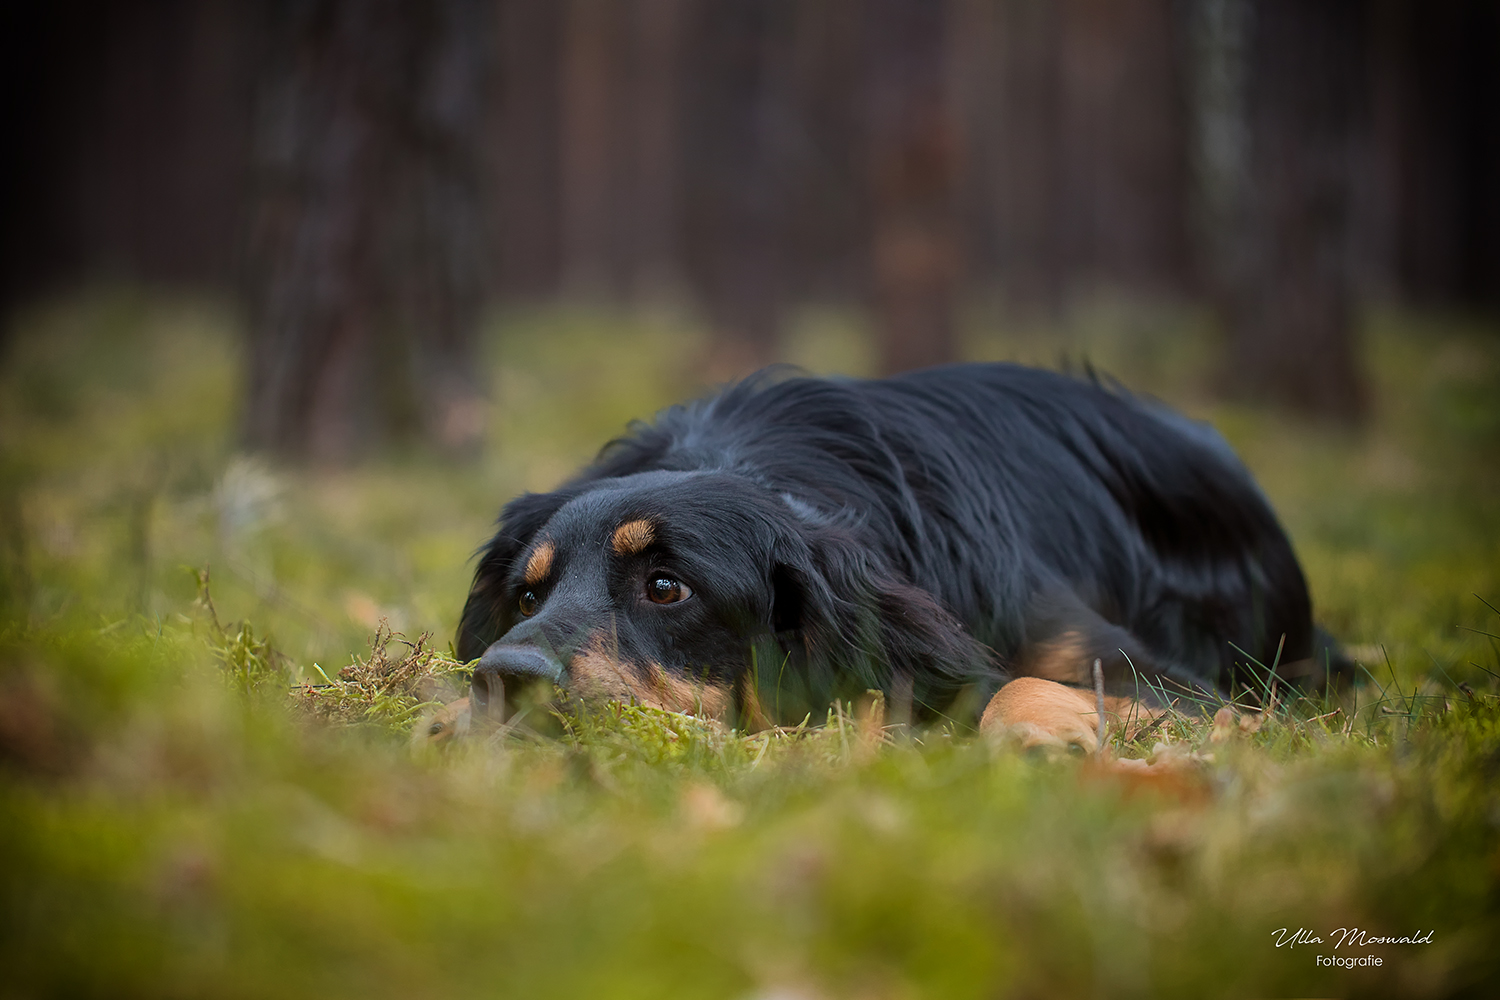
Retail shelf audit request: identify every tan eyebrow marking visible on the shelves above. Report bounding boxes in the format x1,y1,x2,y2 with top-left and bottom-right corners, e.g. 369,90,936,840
611,518,656,556
523,540,555,586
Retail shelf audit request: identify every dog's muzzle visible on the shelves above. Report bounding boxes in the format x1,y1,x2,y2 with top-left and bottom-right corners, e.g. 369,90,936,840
471,644,563,720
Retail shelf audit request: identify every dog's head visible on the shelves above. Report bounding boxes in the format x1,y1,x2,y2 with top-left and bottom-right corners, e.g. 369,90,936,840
456,469,992,726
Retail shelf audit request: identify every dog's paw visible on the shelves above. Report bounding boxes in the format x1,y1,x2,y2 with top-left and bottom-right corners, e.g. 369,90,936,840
980,677,1102,754
411,697,471,750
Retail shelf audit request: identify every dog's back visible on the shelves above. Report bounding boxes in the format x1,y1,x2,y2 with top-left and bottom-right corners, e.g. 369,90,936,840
577,363,1316,695
460,363,1339,736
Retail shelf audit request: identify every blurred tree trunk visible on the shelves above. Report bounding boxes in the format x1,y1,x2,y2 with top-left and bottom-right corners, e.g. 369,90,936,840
1055,0,1189,295
991,0,1065,314
625,0,688,301
1,0,253,316
494,0,562,300
781,0,865,305
683,0,795,373
866,0,960,375
558,0,618,298
1194,0,1367,421
557,0,691,306
1374,0,1500,310
243,0,494,462
1186,0,1252,309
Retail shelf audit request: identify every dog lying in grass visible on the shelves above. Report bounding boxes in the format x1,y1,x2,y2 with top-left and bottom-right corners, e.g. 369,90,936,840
456,364,1344,748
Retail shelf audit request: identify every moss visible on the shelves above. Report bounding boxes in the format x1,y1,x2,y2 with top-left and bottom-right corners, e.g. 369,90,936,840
1,289,1498,997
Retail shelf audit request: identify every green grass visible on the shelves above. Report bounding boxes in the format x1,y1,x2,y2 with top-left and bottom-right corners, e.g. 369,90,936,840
1,288,1499,998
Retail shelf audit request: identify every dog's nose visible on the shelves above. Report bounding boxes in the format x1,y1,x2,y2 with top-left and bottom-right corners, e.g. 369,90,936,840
470,644,562,720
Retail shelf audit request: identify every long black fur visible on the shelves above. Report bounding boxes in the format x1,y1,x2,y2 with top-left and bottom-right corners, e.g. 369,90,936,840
458,364,1337,723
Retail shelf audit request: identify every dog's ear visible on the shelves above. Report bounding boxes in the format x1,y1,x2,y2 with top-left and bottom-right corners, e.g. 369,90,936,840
456,490,574,661
768,527,996,718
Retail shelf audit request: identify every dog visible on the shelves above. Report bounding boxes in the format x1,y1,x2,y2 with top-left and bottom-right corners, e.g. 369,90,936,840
456,363,1343,748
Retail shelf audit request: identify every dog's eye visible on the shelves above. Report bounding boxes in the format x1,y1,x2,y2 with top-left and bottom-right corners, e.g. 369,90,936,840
647,576,692,605
518,590,540,616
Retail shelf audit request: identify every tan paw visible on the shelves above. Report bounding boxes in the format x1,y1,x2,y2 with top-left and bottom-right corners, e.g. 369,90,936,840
981,677,1103,753
412,697,471,749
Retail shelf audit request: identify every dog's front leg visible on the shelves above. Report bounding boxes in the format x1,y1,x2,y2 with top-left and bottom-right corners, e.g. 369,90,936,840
983,588,1168,750
979,676,1160,753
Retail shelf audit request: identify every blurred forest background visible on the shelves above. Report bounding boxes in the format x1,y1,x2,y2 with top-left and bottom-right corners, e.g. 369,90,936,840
3,0,1497,462
3,6,1500,997
2,0,1499,672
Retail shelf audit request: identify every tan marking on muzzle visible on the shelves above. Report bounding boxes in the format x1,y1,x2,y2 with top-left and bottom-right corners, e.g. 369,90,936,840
568,634,730,720
610,518,656,556
644,663,731,719
523,540,555,586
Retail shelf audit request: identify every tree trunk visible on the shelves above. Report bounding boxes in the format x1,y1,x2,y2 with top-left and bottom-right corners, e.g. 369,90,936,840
243,0,494,462
1200,0,1368,421
1374,0,1500,309
625,0,688,302
558,0,619,299
494,0,563,300
682,0,795,372
866,0,960,375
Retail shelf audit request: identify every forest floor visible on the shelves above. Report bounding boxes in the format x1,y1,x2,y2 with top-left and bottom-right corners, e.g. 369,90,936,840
1,289,1498,999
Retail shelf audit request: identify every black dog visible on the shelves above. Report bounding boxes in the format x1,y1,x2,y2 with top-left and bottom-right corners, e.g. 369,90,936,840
457,364,1340,745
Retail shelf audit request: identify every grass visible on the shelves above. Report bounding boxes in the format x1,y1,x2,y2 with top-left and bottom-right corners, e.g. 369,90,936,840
1,287,1499,998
